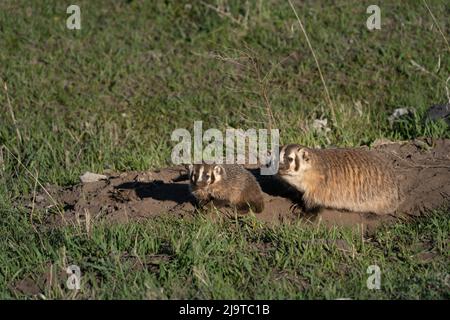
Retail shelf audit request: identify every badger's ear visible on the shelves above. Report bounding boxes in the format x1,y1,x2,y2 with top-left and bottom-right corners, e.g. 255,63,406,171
264,146,281,167
278,145,286,164
262,150,272,168
184,164,193,172
213,165,224,176
298,148,310,162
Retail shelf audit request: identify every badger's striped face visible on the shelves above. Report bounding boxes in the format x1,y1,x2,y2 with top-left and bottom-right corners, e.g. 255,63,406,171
277,144,311,177
188,164,224,188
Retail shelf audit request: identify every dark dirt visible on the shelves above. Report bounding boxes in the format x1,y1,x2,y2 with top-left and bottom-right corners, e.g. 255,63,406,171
9,263,67,297
426,103,450,125
31,139,450,234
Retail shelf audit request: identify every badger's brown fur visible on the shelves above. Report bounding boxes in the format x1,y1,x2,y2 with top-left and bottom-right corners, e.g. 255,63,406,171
277,144,401,215
188,163,264,213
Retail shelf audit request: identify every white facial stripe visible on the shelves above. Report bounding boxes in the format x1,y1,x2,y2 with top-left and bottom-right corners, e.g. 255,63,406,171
213,166,223,183
280,149,285,164
198,166,204,181
283,151,296,172
292,152,298,171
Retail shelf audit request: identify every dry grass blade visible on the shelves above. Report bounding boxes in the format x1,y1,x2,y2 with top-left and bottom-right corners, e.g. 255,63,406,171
288,0,336,125
2,79,22,143
199,0,247,28
423,0,450,53
0,145,4,173
2,144,66,222
446,76,450,104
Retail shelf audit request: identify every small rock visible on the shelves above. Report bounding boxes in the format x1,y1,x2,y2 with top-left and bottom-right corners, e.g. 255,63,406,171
371,138,395,148
425,103,450,125
137,175,148,183
312,118,331,134
388,107,415,125
35,195,45,203
413,139,432,151
415,251,438,263
80,172,108,183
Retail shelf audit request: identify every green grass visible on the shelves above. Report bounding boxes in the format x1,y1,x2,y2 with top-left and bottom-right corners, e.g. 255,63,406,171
1,208,449,299
0,0,449,299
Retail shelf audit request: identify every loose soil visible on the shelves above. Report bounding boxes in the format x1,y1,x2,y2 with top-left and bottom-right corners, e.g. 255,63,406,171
32,139,450,234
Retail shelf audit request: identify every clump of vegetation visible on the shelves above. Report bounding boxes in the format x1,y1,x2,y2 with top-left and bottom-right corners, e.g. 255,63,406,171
0,0,448,299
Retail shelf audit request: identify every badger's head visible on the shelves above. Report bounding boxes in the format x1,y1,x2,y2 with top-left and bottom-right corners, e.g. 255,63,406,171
277,144,312,185
187,163,225,188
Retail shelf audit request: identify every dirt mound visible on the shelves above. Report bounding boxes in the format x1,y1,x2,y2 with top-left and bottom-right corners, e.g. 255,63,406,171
33,139,450,233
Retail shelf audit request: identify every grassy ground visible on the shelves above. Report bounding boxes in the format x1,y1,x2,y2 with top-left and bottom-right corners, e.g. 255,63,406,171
0,0,449,299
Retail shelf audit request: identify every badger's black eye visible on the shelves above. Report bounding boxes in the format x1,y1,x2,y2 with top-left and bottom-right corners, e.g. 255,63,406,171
287,157,294,163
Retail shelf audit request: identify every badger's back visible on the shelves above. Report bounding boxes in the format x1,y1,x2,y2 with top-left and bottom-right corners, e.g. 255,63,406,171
206,164,264,213
305,149,400,214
